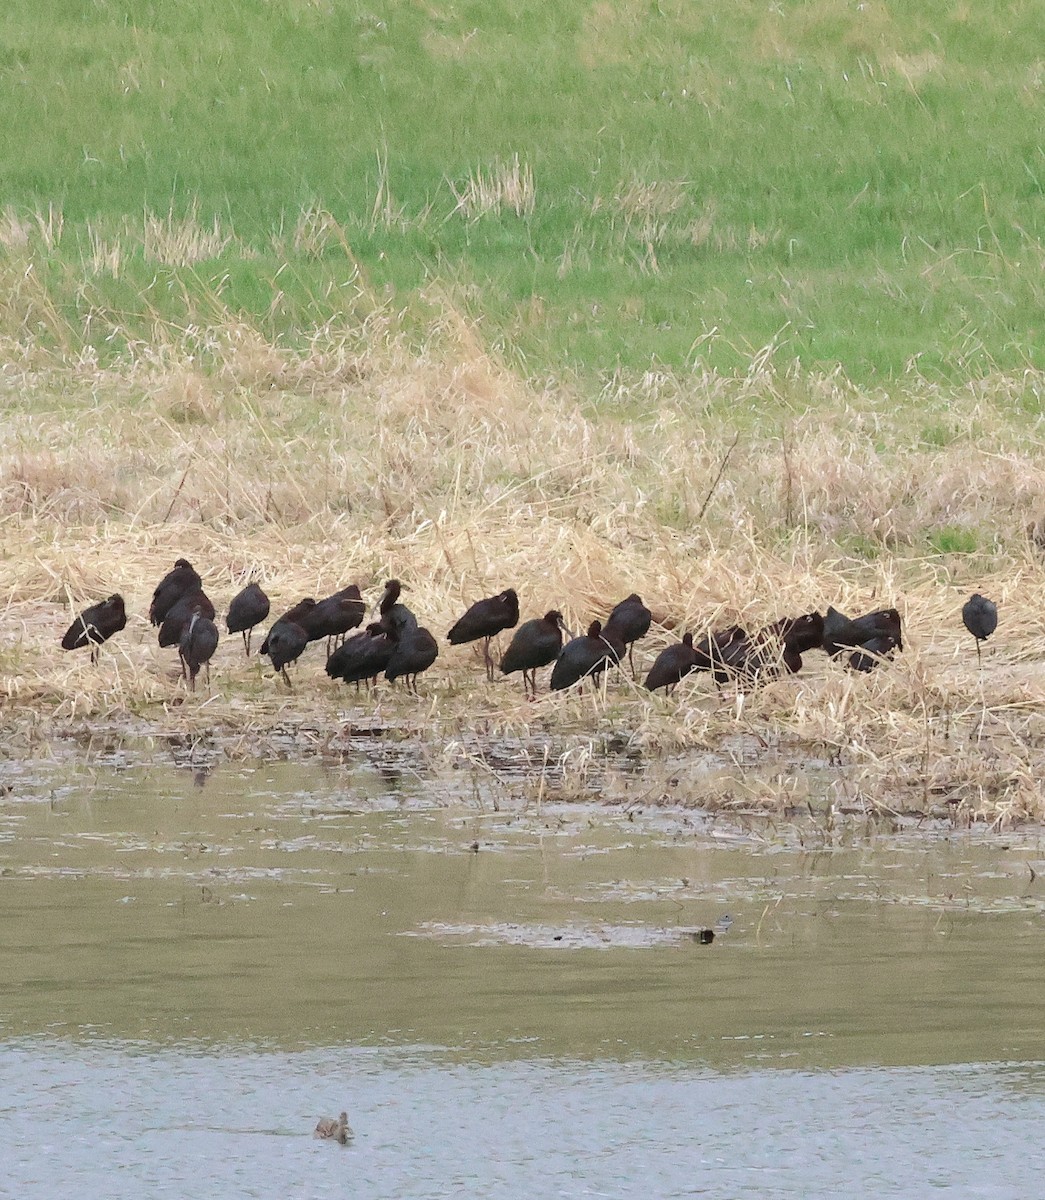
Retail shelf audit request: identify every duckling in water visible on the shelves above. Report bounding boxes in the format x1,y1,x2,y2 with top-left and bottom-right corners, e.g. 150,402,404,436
314,1111,352,1144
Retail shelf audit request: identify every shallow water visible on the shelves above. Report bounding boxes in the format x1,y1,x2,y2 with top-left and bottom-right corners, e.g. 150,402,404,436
1,752,1044,1196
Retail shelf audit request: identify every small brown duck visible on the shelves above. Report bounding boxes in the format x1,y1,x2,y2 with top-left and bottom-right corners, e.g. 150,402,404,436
314,1111,352,1144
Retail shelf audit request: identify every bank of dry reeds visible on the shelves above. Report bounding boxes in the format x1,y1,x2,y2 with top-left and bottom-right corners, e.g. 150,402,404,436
2,312,1045,823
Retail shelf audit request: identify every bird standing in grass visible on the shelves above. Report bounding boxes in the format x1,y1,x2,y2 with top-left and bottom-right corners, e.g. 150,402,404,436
447,588,520,681
302,585,365,655
550,620,624,691
260,598,316,659
822,605,903,658
962,594,998,667
61,594,127,664
149,559,202,626
499,610,569,699
226,582,270,656
377,579,418,640
179,609,219,692
385,626,439,694
604,593,652,678
264,620,310,686
158,589,216,648
326,623,396,689
644,632,698,693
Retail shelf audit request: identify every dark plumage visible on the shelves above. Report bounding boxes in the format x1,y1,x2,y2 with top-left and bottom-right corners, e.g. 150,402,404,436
823,605,903,658
692,626,748,676
604,593,652,678
447,588,520,680
179,610,219,692
61,594,127,664
259,599,316,658
226,582,270,656
695,612,825,686
264,621,310,686
644,632,699,693
149,559,202,626
326,623,396,688
158,589,216,648
385,626,439,693
302,585,365,654
847,633,901,673
962,594,997,667
550,620,624,692
377,579,418,640
499,610,568,699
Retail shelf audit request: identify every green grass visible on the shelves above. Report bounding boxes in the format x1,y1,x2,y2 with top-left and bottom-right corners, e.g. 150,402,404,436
1,0,1042,381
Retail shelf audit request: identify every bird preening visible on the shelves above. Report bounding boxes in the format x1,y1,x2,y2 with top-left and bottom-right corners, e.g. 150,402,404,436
61,594,127,664
66,561,1008,709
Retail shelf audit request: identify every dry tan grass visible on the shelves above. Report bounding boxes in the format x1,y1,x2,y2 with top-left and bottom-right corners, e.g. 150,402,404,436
447,155,535,220
2,309,1045,824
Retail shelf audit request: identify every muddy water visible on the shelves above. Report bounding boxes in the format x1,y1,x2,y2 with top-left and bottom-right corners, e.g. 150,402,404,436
1,753,1044,1197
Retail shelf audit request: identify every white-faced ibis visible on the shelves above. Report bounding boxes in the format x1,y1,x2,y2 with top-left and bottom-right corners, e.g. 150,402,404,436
550,620,624,691
644,632,698,693
604,593,652,678
823,605,903,658
158,589,216,648
962,593,997,667
377,579,418,639
179,609,219,692
264,620,310,686
326,623,397,688
847,633,901,673
300,585,365,655
385,626,439,694
226,582,270,656
61,594,127,664
259,598,316,659
314,1112,352,1144
447,588,520,681
149,559,202,626
499,610,569,699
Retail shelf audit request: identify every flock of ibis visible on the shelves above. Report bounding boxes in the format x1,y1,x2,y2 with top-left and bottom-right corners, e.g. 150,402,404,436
59,558,1000,698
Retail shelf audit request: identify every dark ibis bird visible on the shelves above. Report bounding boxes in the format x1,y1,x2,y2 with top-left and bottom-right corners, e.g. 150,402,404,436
264,620,310,686
847,633,901,673
302,585,365,655
226,582,270,656
690,625,749,682
158,589,216,648
604,593,652,678
326,623,397,689
962,593,997,666
149,559,202,626
377,579,419,639
550,620,624,692
499,610,569,699
61,594,127,664
385,626,439,694
447,588,520,681
823,605,903,658
179,609,219,692
644,632,699,693
259,598,316,658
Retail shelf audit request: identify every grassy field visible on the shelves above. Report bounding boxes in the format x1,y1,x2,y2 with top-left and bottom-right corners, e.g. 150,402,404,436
1,0,1042,379
2,2,1045,824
